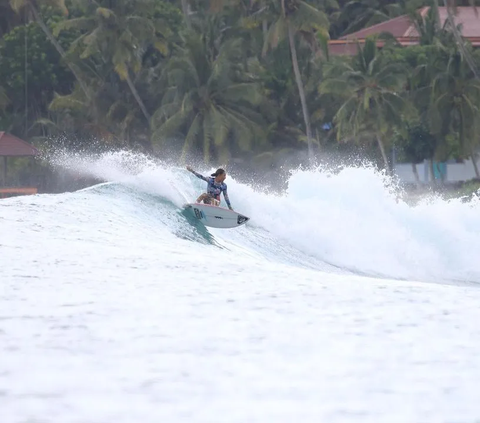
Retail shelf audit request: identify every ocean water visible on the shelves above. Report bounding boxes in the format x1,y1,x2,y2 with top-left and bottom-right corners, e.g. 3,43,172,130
2,151,480,423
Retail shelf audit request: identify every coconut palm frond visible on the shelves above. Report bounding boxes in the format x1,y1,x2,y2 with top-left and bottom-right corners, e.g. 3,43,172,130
180,113,202,161
151,108,190,146
53,17,95,36
292,1,330,33
222,83,263,105
48,93,87,112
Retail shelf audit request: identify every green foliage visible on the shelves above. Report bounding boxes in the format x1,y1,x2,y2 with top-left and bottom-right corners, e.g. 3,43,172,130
334,0,407,36
0,8,78,137
319,36,408,169
0,22,73,99
55,0,171,78
393,121,436,163
1,0,480,173
152,33,267,163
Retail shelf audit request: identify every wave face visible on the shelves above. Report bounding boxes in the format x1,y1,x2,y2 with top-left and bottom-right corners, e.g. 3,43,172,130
7,150,471,284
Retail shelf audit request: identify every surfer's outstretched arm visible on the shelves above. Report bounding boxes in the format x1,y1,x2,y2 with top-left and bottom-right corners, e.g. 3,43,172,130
186,166,208,182
223,189,233,210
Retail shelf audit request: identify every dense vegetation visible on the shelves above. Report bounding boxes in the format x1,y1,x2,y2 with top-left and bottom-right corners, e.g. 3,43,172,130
1,0,480,180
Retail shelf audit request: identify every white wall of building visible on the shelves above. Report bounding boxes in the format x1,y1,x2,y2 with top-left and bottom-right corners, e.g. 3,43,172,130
394,159,480,183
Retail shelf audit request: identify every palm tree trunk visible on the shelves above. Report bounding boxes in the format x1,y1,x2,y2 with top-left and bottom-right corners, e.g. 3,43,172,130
262,0,268,40
442,0,480,78
411,162,420,185
262,20,268,40
29,4,90,100
287,23,314,164
471,145,480,178
125,72,151,123
181,0,191,29
433,0,441,27
376,134,390,172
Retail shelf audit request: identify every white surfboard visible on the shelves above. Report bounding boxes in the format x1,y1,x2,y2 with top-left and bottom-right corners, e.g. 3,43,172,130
183,203,250,229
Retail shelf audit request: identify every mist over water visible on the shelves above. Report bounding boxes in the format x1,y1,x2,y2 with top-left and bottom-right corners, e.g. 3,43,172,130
42,149,480,284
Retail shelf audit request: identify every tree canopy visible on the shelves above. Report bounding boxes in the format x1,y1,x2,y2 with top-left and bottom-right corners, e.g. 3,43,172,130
1,0,480,176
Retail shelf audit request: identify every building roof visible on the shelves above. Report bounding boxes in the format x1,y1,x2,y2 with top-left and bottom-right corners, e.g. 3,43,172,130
329,7,480,55
0,132,39,156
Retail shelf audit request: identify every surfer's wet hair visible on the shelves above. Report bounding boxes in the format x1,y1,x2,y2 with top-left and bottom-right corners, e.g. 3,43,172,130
211,168,226,177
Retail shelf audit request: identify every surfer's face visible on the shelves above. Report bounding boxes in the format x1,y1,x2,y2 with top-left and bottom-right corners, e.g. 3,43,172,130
216,172,226,182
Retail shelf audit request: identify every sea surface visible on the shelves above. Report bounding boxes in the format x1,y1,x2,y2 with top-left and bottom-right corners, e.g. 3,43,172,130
2,152,480,423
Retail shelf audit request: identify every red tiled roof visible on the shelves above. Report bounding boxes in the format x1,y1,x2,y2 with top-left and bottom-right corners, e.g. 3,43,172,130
0,132,39,156
340,13,420,40
329,7,480,55
431,7,480,38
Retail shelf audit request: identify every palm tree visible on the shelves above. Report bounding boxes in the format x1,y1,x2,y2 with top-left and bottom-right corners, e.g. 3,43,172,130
260,40,315,150
319,37,407,171
47,69,149,149
262,0,330,164
408,2,453,47
54,0,172,123
406,6,480,178
9,0,90,100
429,49,480,177
440,0,480,79
336,0,407,36
151,33,266,164
400,5,453,179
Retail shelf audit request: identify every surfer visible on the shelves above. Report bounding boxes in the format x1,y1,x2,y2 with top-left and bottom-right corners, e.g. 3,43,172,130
186,166,233,210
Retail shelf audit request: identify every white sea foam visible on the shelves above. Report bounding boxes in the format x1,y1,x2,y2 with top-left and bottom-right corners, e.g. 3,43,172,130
46,150,480,282
2,150,480,423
